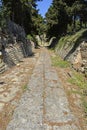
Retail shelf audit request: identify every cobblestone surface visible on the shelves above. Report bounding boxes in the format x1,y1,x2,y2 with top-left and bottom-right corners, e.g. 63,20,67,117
0,52,39,112
6,48,81,130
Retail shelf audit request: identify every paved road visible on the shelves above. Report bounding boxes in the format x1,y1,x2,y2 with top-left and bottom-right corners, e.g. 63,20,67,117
6,48,81,130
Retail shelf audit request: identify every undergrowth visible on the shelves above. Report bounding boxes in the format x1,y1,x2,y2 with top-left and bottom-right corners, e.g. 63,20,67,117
68,71,87,117
51,55,70,68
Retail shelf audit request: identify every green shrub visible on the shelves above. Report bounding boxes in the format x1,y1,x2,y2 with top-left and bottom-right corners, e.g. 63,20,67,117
27,34,34,41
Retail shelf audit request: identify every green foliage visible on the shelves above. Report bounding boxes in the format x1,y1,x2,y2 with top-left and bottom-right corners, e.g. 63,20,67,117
22,84,28,91
68,72,87,89
56,35,70,49
0,4,10,28
83,100,87,116
68,71,87,116
27,34,37,43
56,29,87,50
51,55,70,68
46,0,68,37
32,13,46,35
46,0,87,39
27,34,34,41
0,0,44,36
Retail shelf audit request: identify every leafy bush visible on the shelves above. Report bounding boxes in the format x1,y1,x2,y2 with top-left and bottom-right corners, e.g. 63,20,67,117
27,34,34,41
27,34,38,47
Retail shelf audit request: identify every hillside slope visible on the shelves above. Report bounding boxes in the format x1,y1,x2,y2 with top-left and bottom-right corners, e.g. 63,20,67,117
55,29,87,75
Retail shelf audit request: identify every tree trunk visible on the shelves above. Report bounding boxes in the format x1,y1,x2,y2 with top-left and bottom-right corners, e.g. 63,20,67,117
73,15,76,31
80,19,82,29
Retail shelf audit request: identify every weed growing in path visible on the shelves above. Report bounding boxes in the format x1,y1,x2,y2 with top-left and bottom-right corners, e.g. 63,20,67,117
22,84,28,91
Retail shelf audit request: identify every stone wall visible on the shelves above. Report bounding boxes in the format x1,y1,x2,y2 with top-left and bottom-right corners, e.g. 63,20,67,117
80,42,87,75
0,20,33,73
0,51,5,73
0,42,33,73
68,42,87,75
56,40,87,76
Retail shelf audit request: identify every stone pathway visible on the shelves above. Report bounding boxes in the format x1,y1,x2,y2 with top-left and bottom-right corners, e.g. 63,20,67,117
6,48,81,130
0,48,40,130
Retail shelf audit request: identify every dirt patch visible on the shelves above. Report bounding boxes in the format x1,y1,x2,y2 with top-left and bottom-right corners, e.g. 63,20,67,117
0,48,41,130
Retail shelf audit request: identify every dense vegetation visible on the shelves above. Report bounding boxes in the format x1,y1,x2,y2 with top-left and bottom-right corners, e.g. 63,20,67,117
0,0,87,45
0,0,45,37
46,0,87,39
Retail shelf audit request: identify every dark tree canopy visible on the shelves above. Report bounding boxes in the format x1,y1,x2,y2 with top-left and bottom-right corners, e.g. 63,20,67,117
0,0,44,36
46,0,87,38
0,0,87,41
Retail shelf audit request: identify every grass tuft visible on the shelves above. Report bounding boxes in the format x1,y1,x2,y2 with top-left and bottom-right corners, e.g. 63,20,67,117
68,71,87,116
22,84,28,91
51,55,70,68
68,72,87,89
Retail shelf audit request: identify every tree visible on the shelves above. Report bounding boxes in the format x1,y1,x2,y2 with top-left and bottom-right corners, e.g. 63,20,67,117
0,0,10,28
0,0,43,35
46,0,87,39
32,12,46,35
46,0,68,38
64,0,87,31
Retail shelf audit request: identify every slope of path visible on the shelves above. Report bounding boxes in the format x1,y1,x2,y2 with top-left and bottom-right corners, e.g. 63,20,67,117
6,48,81,130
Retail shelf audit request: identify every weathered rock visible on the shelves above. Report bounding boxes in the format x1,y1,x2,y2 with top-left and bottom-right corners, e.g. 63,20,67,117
56,40,87,75
0,20,33,73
